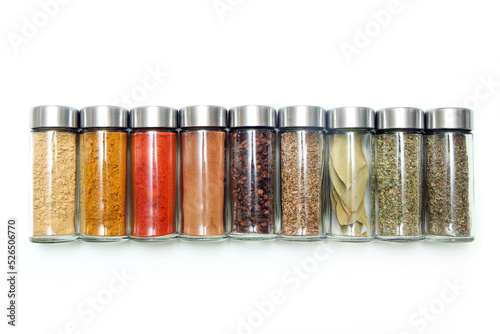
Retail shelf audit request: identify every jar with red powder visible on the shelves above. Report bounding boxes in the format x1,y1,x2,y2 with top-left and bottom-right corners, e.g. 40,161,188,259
130,106,178,241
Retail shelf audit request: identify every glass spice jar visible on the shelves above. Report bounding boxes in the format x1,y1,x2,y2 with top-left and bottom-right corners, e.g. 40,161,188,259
425,108,474,242
179,105,228,241
79,106,129,242
326,107,374,242
375,107,424,241
130,106,178,241
30,106,79,243
228,105,277,240
278,106,325,241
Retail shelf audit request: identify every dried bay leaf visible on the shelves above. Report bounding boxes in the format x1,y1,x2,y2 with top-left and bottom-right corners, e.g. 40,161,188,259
340,225,348,235
329,134,371,233
332,134,367,189
329,147,368,212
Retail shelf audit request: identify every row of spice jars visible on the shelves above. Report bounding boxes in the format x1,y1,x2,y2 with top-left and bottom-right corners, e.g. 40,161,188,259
30,105,474,243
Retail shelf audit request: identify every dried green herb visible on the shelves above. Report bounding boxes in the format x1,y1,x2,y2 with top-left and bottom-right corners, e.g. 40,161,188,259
329,133,369,237
376,133,423,237
426,133,471,237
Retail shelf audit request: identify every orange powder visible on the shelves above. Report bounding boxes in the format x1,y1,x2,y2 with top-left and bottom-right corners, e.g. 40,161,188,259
181,130,226,237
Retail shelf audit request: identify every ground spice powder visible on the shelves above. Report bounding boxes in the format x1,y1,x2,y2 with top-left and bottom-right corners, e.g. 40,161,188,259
32,131,77,237
80,130,127,237
181,130,226,237
131,131,177,237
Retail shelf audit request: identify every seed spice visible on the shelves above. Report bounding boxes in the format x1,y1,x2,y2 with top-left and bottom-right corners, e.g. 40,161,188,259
32,131,77,237
426,133,471,237
280,131,322,236
376,133,423,237
231,130,275,234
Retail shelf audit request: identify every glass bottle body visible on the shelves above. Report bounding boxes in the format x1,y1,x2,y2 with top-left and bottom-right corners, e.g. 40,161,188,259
130,129,177,241
30,128,78,243
279,128,325,241
375,130,424,241
425,130,474,242
229,128,276,240
179,129,228,240
327,129,374,241
79,129,128,242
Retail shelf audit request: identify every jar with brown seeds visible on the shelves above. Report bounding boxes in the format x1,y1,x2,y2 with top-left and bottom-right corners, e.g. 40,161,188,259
278,106,325,241
30,106,79,243
425,108,474,242
375,107,424,241
229,106,277,240
326,107,374,242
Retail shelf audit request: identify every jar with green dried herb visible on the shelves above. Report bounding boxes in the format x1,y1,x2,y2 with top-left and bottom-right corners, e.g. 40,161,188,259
229,106,277,240
425,108,474,242
375,107,424,241
326,107,374,241
278,106,325,241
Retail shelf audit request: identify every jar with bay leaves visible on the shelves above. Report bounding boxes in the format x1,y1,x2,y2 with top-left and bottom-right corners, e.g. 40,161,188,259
229,105,277,240
30,106,79,243
278,106,325,241
79,106,129,242
375,107,424,241
425,108,474,242
326,107,374,241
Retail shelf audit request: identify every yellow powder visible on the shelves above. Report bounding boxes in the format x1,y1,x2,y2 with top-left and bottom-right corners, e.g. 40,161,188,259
80,131,127,237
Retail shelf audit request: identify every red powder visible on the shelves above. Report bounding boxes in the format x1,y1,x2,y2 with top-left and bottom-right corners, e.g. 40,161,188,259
131,131,177,238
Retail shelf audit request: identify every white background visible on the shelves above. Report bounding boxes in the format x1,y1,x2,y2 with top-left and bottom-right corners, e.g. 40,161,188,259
0,0,498,333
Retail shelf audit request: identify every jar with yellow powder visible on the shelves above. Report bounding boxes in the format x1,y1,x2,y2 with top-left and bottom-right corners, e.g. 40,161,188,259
79,106,129,242
30,106,79,243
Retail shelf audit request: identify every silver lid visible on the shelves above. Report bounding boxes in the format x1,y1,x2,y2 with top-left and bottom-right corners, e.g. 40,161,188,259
80,106,128,128
327,106,374,129
179,105,227,128
425,108,473,130
130,106,177,128
278,105,325,128
376,107,424,130
229,105,276,128
30,105,79,129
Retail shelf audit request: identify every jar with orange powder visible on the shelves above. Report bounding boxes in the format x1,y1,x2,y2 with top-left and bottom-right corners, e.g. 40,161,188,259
79,106,129,242
179,105,228,241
